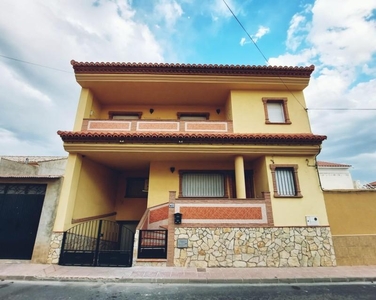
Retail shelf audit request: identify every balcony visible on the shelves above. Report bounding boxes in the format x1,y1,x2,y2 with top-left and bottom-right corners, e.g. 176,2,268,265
81,119,233,134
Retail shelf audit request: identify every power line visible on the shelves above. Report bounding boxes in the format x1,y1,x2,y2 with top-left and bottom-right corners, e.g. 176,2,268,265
222,0,307,110
0,54,72,74
308,108,376,111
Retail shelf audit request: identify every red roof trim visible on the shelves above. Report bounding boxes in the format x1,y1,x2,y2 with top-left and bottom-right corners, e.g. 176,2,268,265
57,131,326,145
317,161,351,168
70,61,315,78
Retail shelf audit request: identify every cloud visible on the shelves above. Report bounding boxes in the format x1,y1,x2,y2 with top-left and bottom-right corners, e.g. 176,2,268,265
154,0,184,29
240,25,270,46
269,0,376,182
210,0,238,20
0,0,164,156
252,25,270,43
308,0,376,68
286,13,309,51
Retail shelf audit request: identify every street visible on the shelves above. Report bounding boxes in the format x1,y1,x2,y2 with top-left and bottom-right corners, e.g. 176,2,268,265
0,280,375,300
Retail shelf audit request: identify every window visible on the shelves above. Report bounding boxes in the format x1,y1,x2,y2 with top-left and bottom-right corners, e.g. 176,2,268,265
270,165,302,197
177,112,209,120
125,178,148,198
180,172,225,197
109,111,142,120
262,98,291,124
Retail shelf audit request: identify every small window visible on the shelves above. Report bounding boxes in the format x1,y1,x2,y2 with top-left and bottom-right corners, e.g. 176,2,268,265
177,112,209,120
262,98,291,124
125,178,148,198
270,165,302,197
181,172,225,197
109,111,142,120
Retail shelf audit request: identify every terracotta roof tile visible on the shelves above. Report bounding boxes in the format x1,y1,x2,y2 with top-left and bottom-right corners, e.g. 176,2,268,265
317,161,351,168
57,131,326,145
1,156,67,163
70,60,315,78
0,175,62,179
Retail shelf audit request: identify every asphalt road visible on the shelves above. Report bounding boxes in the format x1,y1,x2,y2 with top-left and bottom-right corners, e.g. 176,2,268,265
0,280,375,300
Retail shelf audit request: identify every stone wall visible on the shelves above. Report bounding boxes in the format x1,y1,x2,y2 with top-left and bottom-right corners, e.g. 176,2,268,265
174,227,336,268
332,235,376,266
47,232,63,264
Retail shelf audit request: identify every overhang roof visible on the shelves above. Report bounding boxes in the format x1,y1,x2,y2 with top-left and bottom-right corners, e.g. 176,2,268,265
71,60,315,78
58,131,327,145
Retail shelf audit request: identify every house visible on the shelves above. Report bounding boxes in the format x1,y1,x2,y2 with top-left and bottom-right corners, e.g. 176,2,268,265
51,61,336,268
0,156,66,263
317,161,354,190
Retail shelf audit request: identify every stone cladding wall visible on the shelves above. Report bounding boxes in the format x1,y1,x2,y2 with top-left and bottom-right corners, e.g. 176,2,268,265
174,227,336,268
47,232,63,264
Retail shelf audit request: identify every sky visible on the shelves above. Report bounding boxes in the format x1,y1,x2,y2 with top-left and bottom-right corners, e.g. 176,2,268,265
0,0,375,183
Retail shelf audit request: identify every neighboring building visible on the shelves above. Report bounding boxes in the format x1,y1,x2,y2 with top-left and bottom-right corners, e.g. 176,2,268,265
0,156,66,263
317,161,354,190
51,61,336,268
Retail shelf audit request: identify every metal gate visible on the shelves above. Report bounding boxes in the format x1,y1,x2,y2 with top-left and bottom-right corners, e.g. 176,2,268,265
0,184,46,260
59,220,134,267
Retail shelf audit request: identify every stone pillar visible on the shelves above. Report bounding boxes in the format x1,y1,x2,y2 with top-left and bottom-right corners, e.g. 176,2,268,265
234,156,246,199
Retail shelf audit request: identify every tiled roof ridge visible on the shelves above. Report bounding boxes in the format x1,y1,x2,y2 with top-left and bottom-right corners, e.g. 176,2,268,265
1,156,67,163
317,161,352,167
70,60,315,77
57,131,326,144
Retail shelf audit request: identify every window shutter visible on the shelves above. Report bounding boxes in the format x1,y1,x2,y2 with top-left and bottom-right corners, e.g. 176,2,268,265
267,102,285,123
275,168,296,196
182,173,224,197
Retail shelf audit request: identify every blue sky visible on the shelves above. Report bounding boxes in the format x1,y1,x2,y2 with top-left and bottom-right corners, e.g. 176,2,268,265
0,0,375,183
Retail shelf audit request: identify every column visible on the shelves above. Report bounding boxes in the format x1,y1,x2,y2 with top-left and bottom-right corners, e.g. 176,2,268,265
235,155,246,199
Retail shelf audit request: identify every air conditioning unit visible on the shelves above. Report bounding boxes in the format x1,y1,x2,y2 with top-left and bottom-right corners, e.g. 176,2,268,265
305,216,319,226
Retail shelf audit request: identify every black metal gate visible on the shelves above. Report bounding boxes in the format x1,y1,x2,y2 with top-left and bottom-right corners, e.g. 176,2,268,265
0,184,46,260
138,230,167,259
59,220,134,267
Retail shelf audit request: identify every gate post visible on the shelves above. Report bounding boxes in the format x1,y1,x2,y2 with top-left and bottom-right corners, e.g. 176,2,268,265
93,220,103,266
58,231,68,265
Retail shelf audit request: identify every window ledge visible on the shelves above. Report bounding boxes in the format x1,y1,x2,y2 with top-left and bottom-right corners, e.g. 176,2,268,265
274,194,303,198
265,121,292,125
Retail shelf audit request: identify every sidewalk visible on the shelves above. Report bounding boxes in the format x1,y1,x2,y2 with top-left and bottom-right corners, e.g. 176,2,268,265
0,262,375,284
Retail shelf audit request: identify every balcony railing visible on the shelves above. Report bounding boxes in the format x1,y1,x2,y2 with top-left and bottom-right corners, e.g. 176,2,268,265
82,119,233,134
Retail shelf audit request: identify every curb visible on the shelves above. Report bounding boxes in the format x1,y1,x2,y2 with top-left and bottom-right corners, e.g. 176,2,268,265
1,276,375,284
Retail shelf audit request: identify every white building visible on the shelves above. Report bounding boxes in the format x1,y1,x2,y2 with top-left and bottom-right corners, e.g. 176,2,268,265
317,161,354,190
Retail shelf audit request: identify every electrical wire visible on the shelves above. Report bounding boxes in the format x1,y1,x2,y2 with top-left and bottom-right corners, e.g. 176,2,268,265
0,54,72,74
222,0,309,110
308,108,376,111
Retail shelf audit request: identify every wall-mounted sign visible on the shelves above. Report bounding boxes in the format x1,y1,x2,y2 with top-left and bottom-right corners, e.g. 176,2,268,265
177,238,188,248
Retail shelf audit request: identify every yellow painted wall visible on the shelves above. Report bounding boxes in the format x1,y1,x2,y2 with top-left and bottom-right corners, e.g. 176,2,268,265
53,154,83,231
251,156,269,198
100,105,225,120
229,90,311,133
115,173,148,221
324,190,376,235
72,158,118,220
73,89,93,130
148,160,234,207
267,156,329,226
90,96,102,119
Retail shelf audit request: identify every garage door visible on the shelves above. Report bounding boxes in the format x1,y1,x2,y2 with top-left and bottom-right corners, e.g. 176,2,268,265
0,184,46,259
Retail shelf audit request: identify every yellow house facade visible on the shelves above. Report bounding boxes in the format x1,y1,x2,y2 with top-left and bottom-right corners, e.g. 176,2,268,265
50,61,336,268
